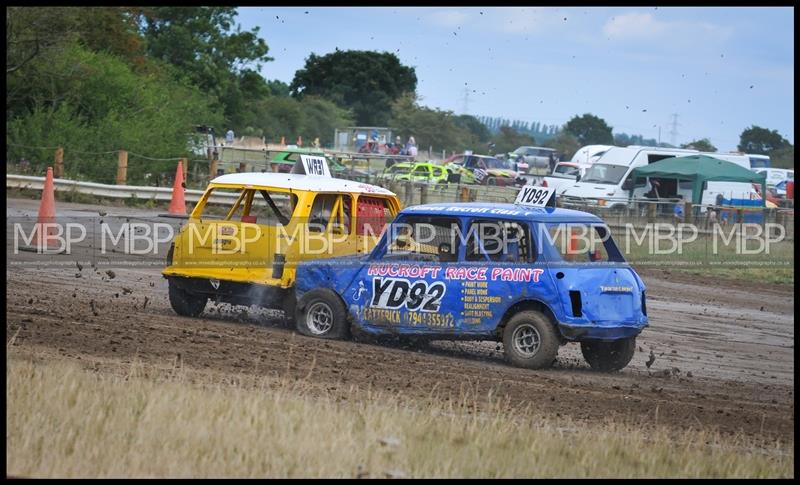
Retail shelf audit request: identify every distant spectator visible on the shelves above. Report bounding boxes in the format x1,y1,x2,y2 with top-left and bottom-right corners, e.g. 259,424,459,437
313,137,321,149
225,128,235,145
673,195,685,222
406,136,418,159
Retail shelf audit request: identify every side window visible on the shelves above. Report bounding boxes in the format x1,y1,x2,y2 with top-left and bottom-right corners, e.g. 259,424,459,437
545,224,620,263
624,172,646,188
309,194,352,234
243,189,297,225
465,220,532,263
382,216,460,263
433,167,444,177
356,196,391,237
412,165,429,176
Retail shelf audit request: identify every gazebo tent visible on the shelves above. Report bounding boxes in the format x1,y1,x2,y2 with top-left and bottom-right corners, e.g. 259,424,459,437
630,155,767,206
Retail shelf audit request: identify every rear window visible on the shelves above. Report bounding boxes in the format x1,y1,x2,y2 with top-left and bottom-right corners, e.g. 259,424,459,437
542,223,624,263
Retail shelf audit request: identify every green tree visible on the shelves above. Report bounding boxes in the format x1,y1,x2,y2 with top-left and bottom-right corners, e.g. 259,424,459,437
266,79,291,98
490,126,536,155
563,113,614,146
453,114,491,143
737,126,790,154
290,50,417,126
544,132,581,160
770,145,794,169
7,42,221,184
251,96,354,148
681,138,717,152
389,94,476,155
134,7,273,126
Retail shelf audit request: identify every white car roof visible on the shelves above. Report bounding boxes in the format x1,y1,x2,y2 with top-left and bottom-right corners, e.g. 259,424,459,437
210,172,396,196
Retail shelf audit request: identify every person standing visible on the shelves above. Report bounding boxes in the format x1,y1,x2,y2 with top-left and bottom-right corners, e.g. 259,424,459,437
406,136,418,159
225,128,235,146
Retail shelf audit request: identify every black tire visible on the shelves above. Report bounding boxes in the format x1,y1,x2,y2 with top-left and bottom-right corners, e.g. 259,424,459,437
502,311,559,369
168,279,207,317
295,288,350,340
580,337,636,372
486,176,497,186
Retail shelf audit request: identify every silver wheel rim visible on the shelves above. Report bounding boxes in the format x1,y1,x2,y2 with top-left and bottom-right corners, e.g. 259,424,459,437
512,323,541,358
306,301,333,335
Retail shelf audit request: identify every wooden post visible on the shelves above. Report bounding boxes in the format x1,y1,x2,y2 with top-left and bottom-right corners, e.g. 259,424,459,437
209,159,218,181
459,185,470,202
684,200,692,224
54,147,64,178
420,184,428,205
647,202,656,223
181,158,188,184
116,150,128,185
404,181,413,206
238,162,247,173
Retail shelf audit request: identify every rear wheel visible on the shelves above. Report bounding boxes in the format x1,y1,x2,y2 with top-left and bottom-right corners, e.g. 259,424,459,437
502,311,559,369
168,279,208,317
580,337,636,372
296,289,350,340
486,176,497,186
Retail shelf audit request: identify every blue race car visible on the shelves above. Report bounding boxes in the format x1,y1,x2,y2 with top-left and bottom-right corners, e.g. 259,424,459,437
294,187,648,371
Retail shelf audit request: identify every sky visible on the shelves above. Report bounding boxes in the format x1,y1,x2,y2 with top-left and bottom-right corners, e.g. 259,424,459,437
236,6,794,152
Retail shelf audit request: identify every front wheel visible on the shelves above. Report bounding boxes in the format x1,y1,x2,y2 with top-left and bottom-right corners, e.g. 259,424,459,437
580,337,636,372
502,311,559,369
168,279,208,317
296,289,350,340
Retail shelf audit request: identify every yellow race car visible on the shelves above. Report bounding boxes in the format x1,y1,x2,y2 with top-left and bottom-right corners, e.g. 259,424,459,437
163,170,400,319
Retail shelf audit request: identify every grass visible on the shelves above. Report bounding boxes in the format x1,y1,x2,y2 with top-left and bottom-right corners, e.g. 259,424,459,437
619,230,794,286
6,353,793,478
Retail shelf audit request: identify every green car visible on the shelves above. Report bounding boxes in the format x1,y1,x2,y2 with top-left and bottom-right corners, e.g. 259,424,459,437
270,149,369,181
380,162,450,184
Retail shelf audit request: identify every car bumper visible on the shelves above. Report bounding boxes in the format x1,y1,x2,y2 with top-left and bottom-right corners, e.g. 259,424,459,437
167,275,292,310
557,321,648,341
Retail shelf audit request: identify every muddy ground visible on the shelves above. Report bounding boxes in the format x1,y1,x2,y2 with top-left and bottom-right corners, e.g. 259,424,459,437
6,198,795,442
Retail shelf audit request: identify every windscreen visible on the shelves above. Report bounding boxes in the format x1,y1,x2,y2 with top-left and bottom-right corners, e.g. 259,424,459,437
580,164,629,185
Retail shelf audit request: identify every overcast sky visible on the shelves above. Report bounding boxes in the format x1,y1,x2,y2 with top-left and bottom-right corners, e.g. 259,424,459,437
237,6,794,152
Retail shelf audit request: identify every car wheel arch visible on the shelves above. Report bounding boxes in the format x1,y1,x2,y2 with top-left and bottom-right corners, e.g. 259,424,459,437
495,299,558,339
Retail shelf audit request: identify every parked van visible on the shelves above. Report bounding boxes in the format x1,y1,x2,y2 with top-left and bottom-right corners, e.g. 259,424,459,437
559,146,761,211
754,168,794,187
747,154,770,169
569,145,614,166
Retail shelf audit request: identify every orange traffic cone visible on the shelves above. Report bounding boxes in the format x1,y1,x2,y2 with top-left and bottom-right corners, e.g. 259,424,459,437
168,160,187,215
33,167,60,252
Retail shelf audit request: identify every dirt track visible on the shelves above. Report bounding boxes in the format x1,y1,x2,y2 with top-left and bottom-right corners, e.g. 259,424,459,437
5,198,795,442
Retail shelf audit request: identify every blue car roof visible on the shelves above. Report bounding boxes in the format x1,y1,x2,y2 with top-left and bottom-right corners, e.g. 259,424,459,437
399,202,605,224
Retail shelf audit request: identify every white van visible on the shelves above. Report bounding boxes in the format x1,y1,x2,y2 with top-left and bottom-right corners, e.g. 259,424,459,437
559,146,761,211
754,168,794,187
569,145,614,166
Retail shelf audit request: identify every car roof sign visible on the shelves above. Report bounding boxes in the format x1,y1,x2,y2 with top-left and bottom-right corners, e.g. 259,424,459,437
291,154,332,177
515,186,556,208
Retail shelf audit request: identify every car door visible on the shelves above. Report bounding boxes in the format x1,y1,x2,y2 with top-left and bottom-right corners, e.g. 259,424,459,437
458,218,547,334
343,215,463,335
